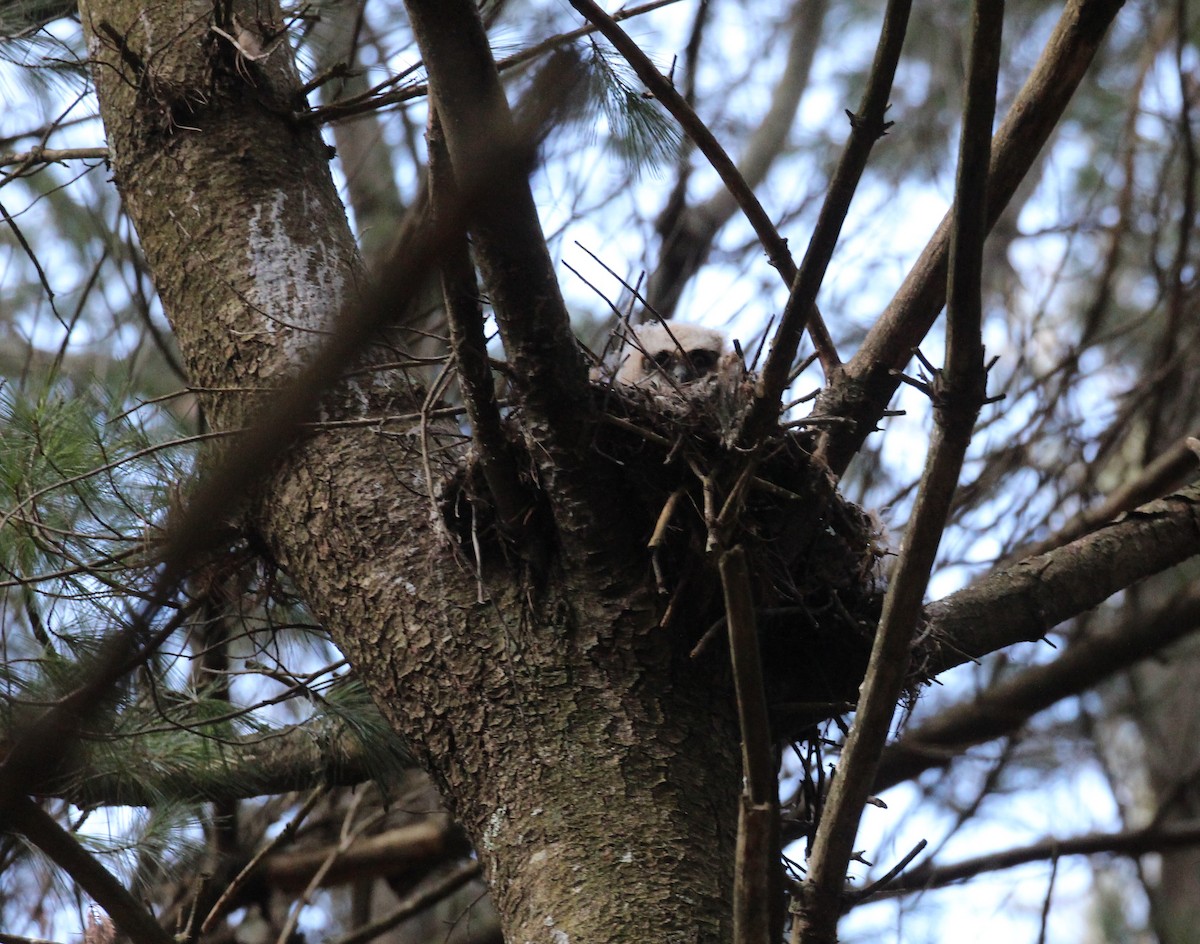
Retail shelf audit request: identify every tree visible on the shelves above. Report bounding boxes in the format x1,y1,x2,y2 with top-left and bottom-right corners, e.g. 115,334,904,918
3,0,1200,942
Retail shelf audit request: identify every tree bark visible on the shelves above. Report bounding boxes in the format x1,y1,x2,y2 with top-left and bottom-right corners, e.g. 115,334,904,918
78,2,742,942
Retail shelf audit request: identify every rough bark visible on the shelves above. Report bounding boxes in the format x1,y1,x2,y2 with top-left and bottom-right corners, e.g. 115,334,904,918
78,2,741,942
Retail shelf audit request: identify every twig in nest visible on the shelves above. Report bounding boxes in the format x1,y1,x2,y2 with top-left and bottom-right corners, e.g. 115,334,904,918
649,487,686,593
688,459,719,551
599,412,672,448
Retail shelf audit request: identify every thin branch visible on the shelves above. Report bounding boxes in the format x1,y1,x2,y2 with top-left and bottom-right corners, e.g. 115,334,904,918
0,146,108,170
797,4,1002,938
566,0,839,375
864,819,1200,899
815,0,1127,476
327,859,483,944
649,0,830,319
745,0,911,441
200,787,327,933
7,797,174,944
846,838,928,907
302,0,685,125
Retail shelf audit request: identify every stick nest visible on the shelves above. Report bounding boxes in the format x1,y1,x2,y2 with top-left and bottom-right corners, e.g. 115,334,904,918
589,365,926,743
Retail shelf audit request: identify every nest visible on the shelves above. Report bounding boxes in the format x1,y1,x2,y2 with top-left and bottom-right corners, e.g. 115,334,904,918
588,364,903,743
441,361,924,744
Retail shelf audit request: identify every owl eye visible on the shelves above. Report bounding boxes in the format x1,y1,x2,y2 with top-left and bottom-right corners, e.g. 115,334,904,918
650,351,675,371
688,349,718,372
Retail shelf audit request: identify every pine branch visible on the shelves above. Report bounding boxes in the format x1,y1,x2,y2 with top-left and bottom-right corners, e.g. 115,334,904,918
7,797,174,944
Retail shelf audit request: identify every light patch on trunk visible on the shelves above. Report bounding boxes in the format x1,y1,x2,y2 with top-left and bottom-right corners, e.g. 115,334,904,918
246,191,347,365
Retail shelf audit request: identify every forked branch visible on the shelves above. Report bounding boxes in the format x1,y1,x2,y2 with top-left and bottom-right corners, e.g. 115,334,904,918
744,0,912,442
815,0,1127,476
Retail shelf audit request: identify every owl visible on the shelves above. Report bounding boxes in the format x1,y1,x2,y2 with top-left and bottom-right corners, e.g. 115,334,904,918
614,322,729,390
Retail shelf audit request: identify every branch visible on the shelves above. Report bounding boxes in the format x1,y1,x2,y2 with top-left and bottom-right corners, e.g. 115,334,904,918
303,0,685,125
404,1,621,554
0,65,542,813
427,108,536,541
744,0,911,440
796,4,1002,939
1009,433,1200,563
0,146,108,170
925,483,1200,676
720,547,780,944
328,859,484,944
566,0,839,375
263,819,470,892
648,0,829,319
865,819,1200,899
873,591,1200,793
28,723,402,808
815,0,1127,476
7,797,174,944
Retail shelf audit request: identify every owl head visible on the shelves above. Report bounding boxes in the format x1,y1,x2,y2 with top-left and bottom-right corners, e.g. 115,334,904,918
614,323,728,390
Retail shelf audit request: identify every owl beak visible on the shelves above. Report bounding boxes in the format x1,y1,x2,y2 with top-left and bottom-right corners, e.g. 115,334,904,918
670,363,694,384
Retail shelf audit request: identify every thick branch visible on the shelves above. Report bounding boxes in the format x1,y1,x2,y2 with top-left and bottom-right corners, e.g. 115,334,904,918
403,0,610,549
427,108,536,540
263,819,469,892
1010,433,1200,563
815,0,1127,476
925,483,1200,676
874,592,1200,792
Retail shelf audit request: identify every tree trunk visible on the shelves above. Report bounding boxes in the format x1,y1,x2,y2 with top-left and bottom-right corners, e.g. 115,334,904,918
79,1,742,941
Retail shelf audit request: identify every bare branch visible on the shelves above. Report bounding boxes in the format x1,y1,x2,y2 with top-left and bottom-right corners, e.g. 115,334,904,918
926,483,1200,676
566,0,840,374
867,819,1200,899
404,1,627,556
874,592,1200,793
745,0,910,440
263,819,469,892
720,547,781,944
649,0,829,318
328,859,484,944
815,0,1127,476
1010,433,1200,563
303,0,685,126
0,146,108,170
796,5,1002,938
